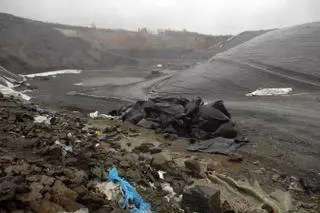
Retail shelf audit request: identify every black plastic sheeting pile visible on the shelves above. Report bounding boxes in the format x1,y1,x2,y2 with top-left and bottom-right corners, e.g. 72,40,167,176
112,97,248,155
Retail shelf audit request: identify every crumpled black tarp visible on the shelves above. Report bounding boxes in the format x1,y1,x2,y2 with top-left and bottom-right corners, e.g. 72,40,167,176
111,97,248,155
187,137,247,155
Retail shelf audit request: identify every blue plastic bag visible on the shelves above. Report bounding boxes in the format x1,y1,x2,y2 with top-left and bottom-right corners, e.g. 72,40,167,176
108,167,152,213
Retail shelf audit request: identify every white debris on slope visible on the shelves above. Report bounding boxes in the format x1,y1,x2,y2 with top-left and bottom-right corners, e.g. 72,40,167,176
99,114,119,119
158,171,166,180
23,69,82,78
0,85,31,101
89,111,99,118
34,115,51,125
246,88,293,96
0,76,15,88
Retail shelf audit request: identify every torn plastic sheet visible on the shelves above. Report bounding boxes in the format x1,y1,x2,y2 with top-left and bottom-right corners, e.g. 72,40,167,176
187,137,247,155
246,88,292,96
23,69,82,78
0,85,31,101
108,167,151,213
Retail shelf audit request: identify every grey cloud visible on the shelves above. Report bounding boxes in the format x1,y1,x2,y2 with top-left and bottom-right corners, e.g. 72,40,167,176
0,0,320,34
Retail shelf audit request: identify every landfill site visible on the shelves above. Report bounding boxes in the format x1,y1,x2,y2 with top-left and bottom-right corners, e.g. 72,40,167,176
0,9,320,213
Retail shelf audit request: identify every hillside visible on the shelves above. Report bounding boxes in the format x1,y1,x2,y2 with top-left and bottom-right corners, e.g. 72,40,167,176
0,13,270,74
0,13,139,74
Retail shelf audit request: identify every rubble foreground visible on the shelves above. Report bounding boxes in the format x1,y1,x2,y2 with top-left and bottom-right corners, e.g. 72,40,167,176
0,93,318,213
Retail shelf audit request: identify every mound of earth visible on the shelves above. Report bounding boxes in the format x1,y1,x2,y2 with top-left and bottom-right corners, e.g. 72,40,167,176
155,22,320,97
153,22,320,174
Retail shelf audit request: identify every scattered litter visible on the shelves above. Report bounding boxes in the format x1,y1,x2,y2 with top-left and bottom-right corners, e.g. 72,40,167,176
246,88,292,96
0,84,31,101
161,183,176,202
96,181,122,201
34,115,51,125
95,130,102,136
108,167,151,212
23,69,82,78
158,171,166,180
89,111,99,118
55,140,73,156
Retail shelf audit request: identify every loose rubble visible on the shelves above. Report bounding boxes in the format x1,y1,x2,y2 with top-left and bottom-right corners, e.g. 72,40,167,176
0,94,184,212
0,92,318,213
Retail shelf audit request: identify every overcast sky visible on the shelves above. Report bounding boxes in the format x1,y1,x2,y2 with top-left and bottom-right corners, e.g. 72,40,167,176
1,0,320,34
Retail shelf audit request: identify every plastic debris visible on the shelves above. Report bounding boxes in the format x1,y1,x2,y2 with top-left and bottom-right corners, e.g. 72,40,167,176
161,183,176,202
0,84,31,101
158,171,166,180
99,114,118,119
95,130,102,136
96,181,122,201
23,69,82,78
55,140,73,156
89,111,99,118
108,167,151,213
246,88,292,96
34,115,51,125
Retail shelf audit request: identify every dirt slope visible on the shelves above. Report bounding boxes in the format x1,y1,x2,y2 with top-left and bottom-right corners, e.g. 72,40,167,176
0,13,138,74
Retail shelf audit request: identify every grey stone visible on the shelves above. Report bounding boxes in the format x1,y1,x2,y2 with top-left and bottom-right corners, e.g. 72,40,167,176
151,152,172,170
182,185,221,213
184,159,205,178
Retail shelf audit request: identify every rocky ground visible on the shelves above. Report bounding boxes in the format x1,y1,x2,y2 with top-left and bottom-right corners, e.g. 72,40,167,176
0,93,319,213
